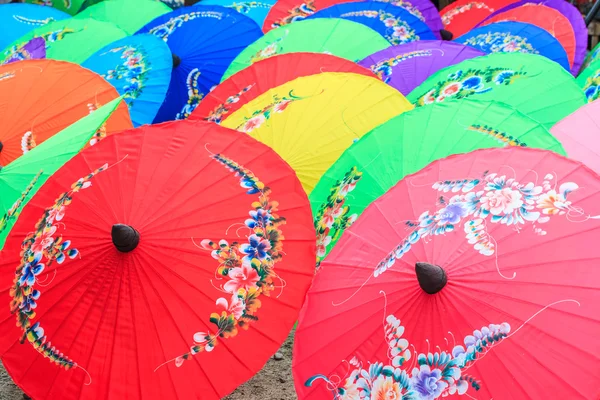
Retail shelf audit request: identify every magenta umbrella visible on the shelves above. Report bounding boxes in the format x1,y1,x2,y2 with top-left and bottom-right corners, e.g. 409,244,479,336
359,40,484,95
477,0,586,74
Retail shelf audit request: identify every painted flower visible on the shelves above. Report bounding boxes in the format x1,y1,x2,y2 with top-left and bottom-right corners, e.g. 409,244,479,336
321,203,343,228
316,234,332,257
536,189,572,215
435,203,467,225
223,263,260,293
46,206,65,224
339,378,361,400
585,85,598,100
20,290,41,313
383,17,396,27
494,70,515,85
31,225,57,254
479,187,523,216
423,89,436,104
410,364,448,400
18,253,45,287
273,100,292,113
441,82,461,96
245,208,271,228
216,294,246,319
240,234,271,263
392,25,408,39
242,114,266,133
461,76,482,89
371,375,404,400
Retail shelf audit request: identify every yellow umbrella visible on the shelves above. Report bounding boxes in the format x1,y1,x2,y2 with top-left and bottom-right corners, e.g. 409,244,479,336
221,72,413,193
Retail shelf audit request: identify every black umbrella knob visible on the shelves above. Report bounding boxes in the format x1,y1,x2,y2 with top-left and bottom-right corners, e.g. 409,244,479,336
415,262,447,294
440,29,453,41
0,141,3,153
111,224,140,253
172,53,181,68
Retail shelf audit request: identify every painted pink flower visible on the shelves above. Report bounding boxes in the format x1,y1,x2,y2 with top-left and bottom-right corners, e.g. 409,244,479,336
423,90,436,104
216,295,245,319
383,17,396,27
442,82,461,96
321,203,343,228
273,100,291,113
392,26,408,39
480,187,523,216
46,206,66,224
31,226,57,254
242,114,266,133
371,375,405,400
316,234,332,257
223,263,259,293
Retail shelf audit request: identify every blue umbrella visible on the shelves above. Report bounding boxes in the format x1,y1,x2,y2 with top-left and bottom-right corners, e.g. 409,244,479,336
82,34,172,127
0,3,69,50
305,1,436,46
136,5,263,122
198,0,275,27
455,21,570,71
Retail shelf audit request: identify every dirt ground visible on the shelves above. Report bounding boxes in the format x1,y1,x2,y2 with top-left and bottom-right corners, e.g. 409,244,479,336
0,331,296,400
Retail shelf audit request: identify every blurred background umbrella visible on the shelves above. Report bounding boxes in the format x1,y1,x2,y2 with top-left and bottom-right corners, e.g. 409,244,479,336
200,0,276,26
0,3,69,50
23,0,86,15
1,37,46,65
305,1,436,45
136,5,263,122
407,53,585,129
575,59,600,103
295,146,600,399
0,59,132,166
190,52,374,123
82,34,172,127
0,97,124,249
222,18,389,81
220,72,413,193
359,40,484,95
478,4,576,73
1,18,127,64
0,119,315,400
75,0,172,34
310,99,564,264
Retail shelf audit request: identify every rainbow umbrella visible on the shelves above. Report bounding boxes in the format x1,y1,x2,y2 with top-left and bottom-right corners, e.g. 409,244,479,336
222,18,390,81
407,53,585,129
0,3,69,50
220,72,413,193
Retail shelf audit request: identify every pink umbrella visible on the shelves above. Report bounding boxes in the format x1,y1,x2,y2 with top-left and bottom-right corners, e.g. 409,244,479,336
551,100,600,175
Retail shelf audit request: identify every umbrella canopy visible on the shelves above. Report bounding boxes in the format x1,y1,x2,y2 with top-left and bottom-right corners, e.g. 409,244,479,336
583,42,600,70
200,0,276,26
221,72,413,193
75,0,172,34
294,146,600,399
481,0,586,74
0,18,127,64
0,119,315,400
305,1,436,45
407,53,585,129
455,21,570,71
222,18,389,81
575,60,600,103
0,3,69,50
439,0,517,37
136,5,263,122
82,34,172,127
263,0,442,35
551,100,600,175
0,97,123,249
310,99,564,264
23,0,85,15
1,37,46,65
479,4,576,72
190,52,374,123
359,40,484,95
0,59,132,166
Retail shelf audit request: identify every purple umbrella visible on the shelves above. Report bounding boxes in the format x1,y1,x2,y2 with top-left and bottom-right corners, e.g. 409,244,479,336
359,40,484,95
2,37,46,65
378,0,444,38
477,0,586,74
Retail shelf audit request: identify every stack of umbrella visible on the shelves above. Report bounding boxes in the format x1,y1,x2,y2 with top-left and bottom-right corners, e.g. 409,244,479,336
0,0,599,398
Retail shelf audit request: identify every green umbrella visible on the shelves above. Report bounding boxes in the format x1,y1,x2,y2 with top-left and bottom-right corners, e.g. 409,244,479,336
407,53,586,129
576,59,600,103
222,18,390,81
582,41,600,71
25,0,86,15
75,0,172,34
309,99,565,264
0,96,124,249
1,18,127,64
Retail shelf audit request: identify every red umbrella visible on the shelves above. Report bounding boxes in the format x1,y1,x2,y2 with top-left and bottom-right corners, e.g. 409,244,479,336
440,0,518,37
0,120,315,400
189,52,375,124
294,147,600,399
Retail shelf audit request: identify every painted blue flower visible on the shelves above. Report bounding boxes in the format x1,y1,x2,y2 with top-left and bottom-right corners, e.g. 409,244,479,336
18,253,45,287
245,209,271,228
20,289,41,313
494,70,515,85
461,76,482,89
436,202,467,225
448,70,463,80
585,85,598,100
240,234,271,263
374,64,392,83
410,365,448,400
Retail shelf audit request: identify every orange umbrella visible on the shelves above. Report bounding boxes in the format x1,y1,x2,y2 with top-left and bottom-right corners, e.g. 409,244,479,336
0,59,132,166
